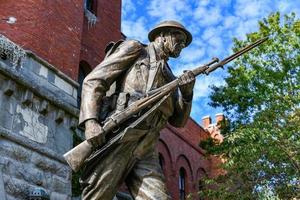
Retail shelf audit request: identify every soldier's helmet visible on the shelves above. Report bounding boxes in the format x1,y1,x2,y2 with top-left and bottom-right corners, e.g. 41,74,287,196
148,20,192,46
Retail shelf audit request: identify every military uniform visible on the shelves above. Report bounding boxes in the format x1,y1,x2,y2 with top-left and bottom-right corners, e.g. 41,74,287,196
79,21,193,200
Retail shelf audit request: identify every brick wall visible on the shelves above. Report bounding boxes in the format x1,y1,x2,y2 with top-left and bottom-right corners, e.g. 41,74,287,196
0,0,122,80
175,118,210,147
80,0,122,68
157,122,211,200
0,0,82,80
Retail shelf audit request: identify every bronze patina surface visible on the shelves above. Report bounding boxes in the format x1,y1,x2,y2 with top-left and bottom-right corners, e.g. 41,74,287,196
79,20,195,200
63,19,268,199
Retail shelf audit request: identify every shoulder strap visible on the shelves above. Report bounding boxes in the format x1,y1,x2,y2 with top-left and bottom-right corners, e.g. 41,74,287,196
146,43,160,91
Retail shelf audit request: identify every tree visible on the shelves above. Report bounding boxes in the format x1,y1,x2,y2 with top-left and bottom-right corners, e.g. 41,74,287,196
201,12,300,199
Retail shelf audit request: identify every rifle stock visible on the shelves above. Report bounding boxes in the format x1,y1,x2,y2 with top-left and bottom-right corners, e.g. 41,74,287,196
64,140,93,172
64,37,268,172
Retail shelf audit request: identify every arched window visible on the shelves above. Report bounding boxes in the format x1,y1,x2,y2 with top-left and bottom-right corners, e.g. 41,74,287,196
159,153,164,169
179,168,186,200
77,61,92,107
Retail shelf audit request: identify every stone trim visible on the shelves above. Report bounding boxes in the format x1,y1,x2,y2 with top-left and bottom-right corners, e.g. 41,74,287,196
0,126,67,165
0,34,79,103
25,50,79,88
0,61,79,117
22,55,78,99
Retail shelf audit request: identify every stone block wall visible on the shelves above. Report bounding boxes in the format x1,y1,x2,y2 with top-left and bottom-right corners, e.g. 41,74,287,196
0,37,80,199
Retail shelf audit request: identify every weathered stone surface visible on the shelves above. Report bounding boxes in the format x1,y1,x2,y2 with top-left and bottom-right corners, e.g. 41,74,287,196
47,69,55,83
26,56,41,75
39,64,48,79
9,145,31,163
0,39,77,199
0,96,15,130
54,75,73,95
4,175,29,200
50,191,71,200
6,194,18,200
13,104,48,143
39,100,49,115
21,89,34,105
0,164,7,200
32,152,60,173
51,175,71,194
55,109,65,124
3,79,16,96
70,118,79,131
72,88,78,99
0,60,79,115
55,123,72,154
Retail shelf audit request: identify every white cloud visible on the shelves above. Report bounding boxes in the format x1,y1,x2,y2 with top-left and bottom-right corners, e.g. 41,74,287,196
207,36,224,55
276,0,300,16
190,97,224,123
122,17,149,43
193,74,225,100
147,0,192,21
180,47,205,63
222,15,239,30
201,27,216,40
196,0,210,7
194,5,222,27
234,18,260,39
122,0,136,18
234,0,274,20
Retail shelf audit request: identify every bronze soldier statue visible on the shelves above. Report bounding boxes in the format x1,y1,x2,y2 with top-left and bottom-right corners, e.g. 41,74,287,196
63,18,268,199
79,20,195,200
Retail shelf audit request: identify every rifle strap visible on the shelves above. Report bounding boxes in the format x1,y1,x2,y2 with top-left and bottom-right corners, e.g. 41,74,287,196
146,43,160,92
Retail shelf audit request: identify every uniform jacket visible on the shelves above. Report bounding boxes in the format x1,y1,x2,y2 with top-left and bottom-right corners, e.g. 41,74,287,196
79,40,192,129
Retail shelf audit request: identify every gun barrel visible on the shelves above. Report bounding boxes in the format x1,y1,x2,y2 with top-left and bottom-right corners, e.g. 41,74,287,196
222,36,268,65
192,57,219,76
205,36,268,74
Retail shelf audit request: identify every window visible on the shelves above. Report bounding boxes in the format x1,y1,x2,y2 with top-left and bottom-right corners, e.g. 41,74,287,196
84,0,98,26
159,153,164,170
85,0,97,15
179,168,186,200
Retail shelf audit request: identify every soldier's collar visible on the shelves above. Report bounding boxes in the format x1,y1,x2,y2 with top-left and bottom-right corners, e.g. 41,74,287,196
149,42,169,62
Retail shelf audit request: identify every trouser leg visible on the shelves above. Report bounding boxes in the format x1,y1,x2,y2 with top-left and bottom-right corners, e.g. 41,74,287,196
81,142,137,200
126,152,170,200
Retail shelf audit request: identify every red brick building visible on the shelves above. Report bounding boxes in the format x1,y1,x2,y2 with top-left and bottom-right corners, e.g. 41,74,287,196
0,1,223,199
157,116,224,200
0,0,122,80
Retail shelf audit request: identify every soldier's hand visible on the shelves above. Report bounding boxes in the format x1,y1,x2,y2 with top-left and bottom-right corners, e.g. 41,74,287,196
178,70,195,101
85,119,106,148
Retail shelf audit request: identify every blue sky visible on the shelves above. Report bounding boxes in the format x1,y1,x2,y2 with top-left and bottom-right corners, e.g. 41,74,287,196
121,0,300,125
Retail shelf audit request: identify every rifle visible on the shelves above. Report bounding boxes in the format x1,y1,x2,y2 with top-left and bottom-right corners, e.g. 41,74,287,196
63,37,268,172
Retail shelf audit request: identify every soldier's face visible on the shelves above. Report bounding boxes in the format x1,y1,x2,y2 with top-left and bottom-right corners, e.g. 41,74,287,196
169,31,186,58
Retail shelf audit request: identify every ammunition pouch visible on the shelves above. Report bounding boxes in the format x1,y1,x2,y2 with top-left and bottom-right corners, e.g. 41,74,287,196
99,92,131,122
99,94,117,122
